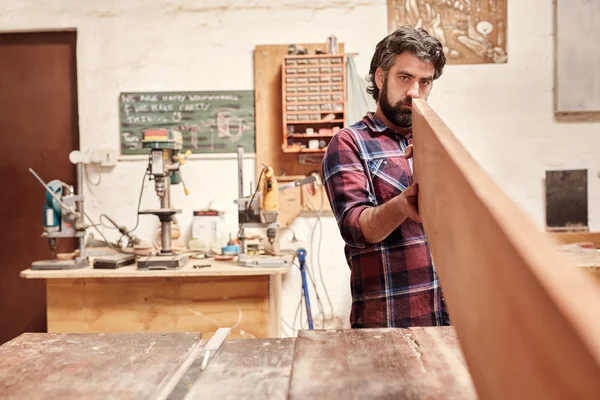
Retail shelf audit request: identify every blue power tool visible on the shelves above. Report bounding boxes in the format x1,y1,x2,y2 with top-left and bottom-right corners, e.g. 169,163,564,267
29,164,87,270
43,180,64,252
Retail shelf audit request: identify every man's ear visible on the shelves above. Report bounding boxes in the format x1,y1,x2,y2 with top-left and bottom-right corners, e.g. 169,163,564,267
375,67,385,91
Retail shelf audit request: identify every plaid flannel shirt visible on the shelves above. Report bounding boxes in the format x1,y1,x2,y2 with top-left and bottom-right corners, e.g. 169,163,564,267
322,112,450,328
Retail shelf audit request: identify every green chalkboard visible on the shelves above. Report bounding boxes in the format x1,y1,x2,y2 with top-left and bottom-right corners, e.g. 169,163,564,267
119,91,255,155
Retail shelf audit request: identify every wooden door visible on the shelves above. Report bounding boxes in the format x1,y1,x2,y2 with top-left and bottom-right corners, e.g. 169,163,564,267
0,30,79,344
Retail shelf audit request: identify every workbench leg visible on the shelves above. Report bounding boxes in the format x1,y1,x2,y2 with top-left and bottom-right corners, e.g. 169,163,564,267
268,274,282,338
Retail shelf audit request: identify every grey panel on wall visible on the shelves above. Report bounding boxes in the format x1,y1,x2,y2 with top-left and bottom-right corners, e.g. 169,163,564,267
556,0,600,113
545,169,588,230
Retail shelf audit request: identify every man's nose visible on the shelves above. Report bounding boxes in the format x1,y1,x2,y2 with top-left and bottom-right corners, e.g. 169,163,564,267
407,82,420,98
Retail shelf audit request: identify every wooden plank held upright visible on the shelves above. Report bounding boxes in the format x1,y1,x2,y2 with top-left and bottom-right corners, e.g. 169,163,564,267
411,99,600,399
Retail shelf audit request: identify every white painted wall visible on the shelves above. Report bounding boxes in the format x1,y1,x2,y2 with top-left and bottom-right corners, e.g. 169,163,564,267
3,0,599,336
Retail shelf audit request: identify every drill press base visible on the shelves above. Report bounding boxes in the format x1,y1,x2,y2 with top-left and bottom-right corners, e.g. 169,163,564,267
31,258,88,270
137,254,188,270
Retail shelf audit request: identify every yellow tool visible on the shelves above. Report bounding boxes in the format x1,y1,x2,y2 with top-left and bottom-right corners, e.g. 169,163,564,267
258,166,279,245
261,166,279,213
235,146,316,258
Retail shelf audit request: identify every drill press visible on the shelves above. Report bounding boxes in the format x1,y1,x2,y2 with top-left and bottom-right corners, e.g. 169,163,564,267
235,146,279,255
234,146,316,268
29,153,87,270
137,128,191,270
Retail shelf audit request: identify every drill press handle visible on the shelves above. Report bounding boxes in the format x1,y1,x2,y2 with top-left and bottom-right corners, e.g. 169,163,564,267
174,150,192,195
29,168,77,217
177,150,192,165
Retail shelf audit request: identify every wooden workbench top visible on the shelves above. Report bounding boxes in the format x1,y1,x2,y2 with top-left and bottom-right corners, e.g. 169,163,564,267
0,332,203,400
0,327,476,399
20,256,291,279
289,328,476,399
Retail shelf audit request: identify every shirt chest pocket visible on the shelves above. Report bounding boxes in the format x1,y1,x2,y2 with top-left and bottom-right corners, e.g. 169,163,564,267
367,156,412,203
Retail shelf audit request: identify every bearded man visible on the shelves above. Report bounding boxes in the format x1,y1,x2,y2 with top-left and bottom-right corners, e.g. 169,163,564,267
321,26,451,328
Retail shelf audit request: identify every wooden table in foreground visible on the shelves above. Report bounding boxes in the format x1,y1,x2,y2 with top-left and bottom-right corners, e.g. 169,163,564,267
0,327,476,399
20,258,290,339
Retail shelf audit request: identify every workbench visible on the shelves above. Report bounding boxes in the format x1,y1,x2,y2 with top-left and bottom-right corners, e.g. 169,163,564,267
556,248,600,288
0,327,476,399
20,257,290,339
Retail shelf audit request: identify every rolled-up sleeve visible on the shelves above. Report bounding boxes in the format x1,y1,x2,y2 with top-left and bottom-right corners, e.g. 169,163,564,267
321,130,375,249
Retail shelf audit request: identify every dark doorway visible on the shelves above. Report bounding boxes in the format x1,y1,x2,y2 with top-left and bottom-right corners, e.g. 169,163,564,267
0,30,79,344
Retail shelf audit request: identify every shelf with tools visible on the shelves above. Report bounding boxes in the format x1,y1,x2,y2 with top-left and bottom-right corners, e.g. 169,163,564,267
281,54,347,154
255,43,346,221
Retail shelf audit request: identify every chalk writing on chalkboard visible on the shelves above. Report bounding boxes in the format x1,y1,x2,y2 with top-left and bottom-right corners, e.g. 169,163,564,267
119,91,255,155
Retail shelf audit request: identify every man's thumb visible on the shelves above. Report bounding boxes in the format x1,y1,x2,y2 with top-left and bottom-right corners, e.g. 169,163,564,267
404,183,418,196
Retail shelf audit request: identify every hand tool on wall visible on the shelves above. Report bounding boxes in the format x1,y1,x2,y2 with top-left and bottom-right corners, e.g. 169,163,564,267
137,128,191,270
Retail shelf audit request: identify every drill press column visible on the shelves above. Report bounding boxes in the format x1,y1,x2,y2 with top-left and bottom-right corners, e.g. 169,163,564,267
160,175,173,254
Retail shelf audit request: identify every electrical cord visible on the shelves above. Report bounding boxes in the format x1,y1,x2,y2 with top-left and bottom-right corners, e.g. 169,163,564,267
279,227,298,242
282,260,316,335
282,299,302,336
304,186,335,321
84,212,132,255
281,186,333,334
118,170,148,246
81,170,148,254
300,289,305,330
315,188,333,320
295,261,326,329
307,263,326,329
84,163,102,186
100,214,120,230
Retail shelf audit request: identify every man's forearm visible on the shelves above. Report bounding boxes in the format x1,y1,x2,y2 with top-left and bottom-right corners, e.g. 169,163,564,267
358,195,408,244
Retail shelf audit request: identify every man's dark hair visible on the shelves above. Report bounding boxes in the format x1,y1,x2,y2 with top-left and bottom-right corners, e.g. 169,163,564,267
367,26,446,102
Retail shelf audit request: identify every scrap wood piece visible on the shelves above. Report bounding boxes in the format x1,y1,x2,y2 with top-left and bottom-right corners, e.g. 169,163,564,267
288,327,476,399
412,99,600,399
0,332,202,400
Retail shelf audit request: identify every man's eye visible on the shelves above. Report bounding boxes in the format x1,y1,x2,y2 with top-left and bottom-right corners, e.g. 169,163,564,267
421,81,431,86
400,76,410,81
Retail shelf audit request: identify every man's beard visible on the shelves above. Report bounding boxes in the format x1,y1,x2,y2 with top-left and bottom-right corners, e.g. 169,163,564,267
379,80,413,128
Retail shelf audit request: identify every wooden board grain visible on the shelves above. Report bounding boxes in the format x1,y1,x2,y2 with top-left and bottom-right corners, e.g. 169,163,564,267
46,276,270,339
288,327,475,399
170,338,295,400
412,99,600,399
0,332,201,400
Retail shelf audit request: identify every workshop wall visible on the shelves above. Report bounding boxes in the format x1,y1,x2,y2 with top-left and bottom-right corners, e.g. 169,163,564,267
2,0,599,334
